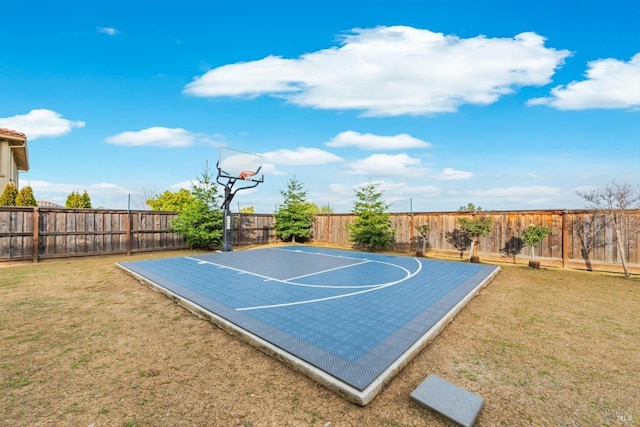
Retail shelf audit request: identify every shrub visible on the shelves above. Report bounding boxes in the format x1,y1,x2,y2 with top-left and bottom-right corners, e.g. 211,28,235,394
66,190,92,208
521,224,551,260
0,183,18,206
16,185,37,206
457,214,493,260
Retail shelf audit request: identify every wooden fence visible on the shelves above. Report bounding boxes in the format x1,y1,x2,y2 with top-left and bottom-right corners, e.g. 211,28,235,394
0,207,185,262
2,207,639,274
311,210,640,274
233,213,276,246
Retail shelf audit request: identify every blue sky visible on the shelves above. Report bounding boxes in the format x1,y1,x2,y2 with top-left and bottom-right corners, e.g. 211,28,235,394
1,0,638,213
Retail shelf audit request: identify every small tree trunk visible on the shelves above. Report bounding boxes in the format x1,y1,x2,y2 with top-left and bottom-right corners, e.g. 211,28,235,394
612,213,630,278
528,246,541,268
469,239,475,261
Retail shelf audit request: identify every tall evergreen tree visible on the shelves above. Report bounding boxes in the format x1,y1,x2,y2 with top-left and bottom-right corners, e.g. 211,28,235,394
348,182,395,249
274,177,315,242
80,191,92,208
169,162,223,249
0,183,18,206
65,191,77,208
16,185,37,206
65,190,92,208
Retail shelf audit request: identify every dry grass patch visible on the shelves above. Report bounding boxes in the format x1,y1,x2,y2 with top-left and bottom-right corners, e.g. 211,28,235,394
1,250,638,426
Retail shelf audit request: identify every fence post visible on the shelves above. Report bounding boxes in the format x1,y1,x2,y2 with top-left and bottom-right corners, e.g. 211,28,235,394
32,207,39,263
409,213,414,253
236,213,241,246
126,211,132,256
327,214,331,244
562,211,569,268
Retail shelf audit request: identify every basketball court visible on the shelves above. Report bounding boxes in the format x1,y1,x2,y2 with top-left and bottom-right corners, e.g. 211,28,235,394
117,245,500,405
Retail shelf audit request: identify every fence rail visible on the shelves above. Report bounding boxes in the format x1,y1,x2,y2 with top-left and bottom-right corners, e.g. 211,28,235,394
2,207,639,274
0,207,184,262
311,210,640,274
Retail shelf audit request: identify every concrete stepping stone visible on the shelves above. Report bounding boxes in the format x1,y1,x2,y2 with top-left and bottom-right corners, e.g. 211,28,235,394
410,374,484,427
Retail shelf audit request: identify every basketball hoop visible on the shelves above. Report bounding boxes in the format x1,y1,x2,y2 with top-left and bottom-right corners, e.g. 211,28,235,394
239,171,256,181
217,147,264,252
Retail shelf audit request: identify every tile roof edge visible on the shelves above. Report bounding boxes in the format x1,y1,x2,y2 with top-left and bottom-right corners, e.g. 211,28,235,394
0,127,27,139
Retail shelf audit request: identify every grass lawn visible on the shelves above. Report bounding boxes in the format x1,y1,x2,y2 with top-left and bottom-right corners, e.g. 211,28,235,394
1,249,638,426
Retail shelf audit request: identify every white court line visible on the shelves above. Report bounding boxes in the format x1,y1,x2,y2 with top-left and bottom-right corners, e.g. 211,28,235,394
283,260,370,282
184,256,277,282
236,258,422,311
271,247,370,262
184,256,393,289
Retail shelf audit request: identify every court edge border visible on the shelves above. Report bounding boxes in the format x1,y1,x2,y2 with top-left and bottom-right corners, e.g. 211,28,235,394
116,262,501,406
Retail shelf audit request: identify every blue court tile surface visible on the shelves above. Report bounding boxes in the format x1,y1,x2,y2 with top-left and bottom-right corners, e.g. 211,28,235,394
118,245,500,405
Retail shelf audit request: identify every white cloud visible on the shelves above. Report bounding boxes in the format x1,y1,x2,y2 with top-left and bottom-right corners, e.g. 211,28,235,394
528,53,640,110
346,153,428,177
185,56,301,97
105,127,205,147
28,180,131,194
261,162,287,176
327,183,352,197
469,186,561,198
353,180,440,208
262,147,343,165
97,27,119,36
167,179,243,195
25,180,136,209
167,180,195,191
325,130,431,150
0,109,85,140
184,26,570,116
372,180,440,197
312,180,440,210
435,168,474,181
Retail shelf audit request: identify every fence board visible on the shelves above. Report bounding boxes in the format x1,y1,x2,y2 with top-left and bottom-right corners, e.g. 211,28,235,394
0,207,184,261
1,207,638,274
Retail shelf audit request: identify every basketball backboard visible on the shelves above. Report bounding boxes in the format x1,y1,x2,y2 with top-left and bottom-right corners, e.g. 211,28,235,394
218,146,264,183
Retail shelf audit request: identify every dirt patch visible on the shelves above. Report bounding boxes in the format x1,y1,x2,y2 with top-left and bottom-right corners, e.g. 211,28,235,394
1,249,638,426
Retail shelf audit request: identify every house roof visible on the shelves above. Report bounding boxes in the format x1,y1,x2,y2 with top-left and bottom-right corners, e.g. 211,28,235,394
37,200,64,208
0,127,29,171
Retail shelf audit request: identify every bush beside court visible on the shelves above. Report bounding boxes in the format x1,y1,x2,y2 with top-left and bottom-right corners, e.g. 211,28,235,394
1,249,637,426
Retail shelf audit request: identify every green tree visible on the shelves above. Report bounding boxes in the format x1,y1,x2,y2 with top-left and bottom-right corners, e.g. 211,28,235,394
146,189,195,212
169,162,223,249
81,191,92,208
16,185,37,206
348,182,395,250
309,203,334,214
240,206,255,214
274,177,315,242
521,224,551,262
457,214,493,261
65,191,80,208
66,190,92,208
0,183,18,206
459,202,483,212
